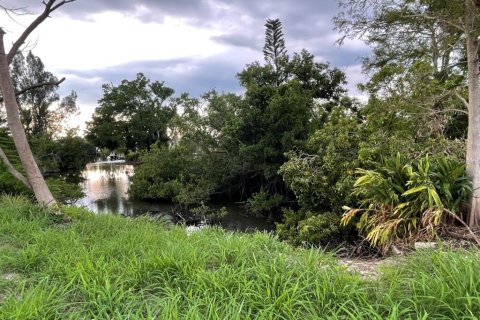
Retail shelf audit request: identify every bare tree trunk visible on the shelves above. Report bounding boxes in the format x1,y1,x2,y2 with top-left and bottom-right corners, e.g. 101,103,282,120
465,0,480,226
0,30,56,206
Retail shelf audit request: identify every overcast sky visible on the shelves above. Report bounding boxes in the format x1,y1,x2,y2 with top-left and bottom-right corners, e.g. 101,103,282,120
1,0,370,131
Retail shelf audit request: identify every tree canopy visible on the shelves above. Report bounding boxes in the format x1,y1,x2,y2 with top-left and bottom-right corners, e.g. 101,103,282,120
86,73,176,153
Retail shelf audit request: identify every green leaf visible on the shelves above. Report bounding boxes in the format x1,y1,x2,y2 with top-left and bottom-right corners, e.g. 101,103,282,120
402,185,427,196
428,188,443,208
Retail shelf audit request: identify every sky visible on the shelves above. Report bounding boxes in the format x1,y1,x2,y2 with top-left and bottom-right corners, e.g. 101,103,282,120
0,0,370,132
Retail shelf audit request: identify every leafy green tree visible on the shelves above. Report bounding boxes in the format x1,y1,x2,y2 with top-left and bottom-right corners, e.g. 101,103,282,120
86,73,176,153
129,18,350,241
0,0,81,207
236,48,346,205
10,51,78,136
132,91,245,205
131,19,347,217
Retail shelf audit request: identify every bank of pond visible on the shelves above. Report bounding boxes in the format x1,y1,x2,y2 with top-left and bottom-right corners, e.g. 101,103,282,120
0,196,478,319
75,161,275,232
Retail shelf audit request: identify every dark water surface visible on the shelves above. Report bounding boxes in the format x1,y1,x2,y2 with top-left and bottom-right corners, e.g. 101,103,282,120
75,161,274,232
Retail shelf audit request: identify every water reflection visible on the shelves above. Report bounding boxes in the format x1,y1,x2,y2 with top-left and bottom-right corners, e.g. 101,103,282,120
76,162,159,216
76,161,274,231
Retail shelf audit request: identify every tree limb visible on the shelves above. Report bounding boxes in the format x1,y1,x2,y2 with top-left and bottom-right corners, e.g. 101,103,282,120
454,91,470,111
402,14,466,33
446,209,480,246
432,108,469,115
0,146,32,189
6,0,76,65
0,77,65,103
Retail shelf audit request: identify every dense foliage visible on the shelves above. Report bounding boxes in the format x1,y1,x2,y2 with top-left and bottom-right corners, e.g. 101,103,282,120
0,127,92,204
131,21,347,220
30,133,94,177
343,154,471,249
86,73,176,153
0,51,92,205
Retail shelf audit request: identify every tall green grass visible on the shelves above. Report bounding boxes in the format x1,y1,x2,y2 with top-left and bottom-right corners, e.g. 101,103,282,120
0,195,478,319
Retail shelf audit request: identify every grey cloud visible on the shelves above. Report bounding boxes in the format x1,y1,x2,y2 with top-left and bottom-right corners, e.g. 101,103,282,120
59,53,246,107
1,0,211,23
4,0,357,61
4,0,341,31
4,0,369,105
211,33,261,50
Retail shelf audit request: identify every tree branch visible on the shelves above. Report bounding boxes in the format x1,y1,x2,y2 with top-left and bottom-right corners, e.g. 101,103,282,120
431,108,469,115
6,0,76,65
402,14,466,33
0,77,65,102
446,208,480,246
454,91,470,111
0,146,32,190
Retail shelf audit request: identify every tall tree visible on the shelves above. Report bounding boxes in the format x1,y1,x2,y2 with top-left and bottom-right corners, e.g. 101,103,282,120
86,73,176,153
235,23,346,200
263,18,288,84
0,0,75,207
335,0,480,226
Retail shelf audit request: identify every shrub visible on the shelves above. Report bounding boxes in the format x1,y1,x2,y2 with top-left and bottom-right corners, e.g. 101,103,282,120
277,209,350,247
247,190,285,217
190,202,227,224
342,154,471,249
46,178,85,205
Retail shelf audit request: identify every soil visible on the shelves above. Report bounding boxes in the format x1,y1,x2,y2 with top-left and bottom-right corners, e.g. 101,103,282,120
339,257,398,279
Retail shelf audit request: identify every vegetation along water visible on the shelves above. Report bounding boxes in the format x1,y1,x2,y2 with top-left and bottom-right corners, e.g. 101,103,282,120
0,0,479,318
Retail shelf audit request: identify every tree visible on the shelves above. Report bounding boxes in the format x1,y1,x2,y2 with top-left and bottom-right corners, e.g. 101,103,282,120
0,0,75,207
130,19,347,220
10,51,78,137
236,47,346,200
263,18,288,75
86,73,176,153
131,91,245,204
335,0,480,226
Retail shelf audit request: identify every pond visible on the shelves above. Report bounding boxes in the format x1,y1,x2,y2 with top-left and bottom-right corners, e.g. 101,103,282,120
75,161,274,232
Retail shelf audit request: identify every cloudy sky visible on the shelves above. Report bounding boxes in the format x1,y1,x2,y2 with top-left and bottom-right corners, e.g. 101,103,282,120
1,0,370,131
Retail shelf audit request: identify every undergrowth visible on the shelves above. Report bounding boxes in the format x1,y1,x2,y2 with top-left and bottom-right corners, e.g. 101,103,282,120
0,195,478,319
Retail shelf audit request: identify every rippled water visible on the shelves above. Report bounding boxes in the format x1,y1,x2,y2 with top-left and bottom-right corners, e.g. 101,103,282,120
75,161,274,232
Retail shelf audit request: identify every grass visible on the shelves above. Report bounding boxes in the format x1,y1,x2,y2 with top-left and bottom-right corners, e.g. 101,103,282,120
0,195,478,319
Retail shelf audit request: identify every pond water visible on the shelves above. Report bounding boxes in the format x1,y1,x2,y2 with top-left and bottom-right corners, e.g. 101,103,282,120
75,161,274,232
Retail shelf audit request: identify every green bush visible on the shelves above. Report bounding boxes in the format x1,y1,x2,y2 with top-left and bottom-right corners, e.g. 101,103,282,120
130,143,217,205
246,190,285,217
125,150,140,162
46,178,84,205
30,134,93,176
190,202,227,224
277,209,350,246
342,153,471,249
